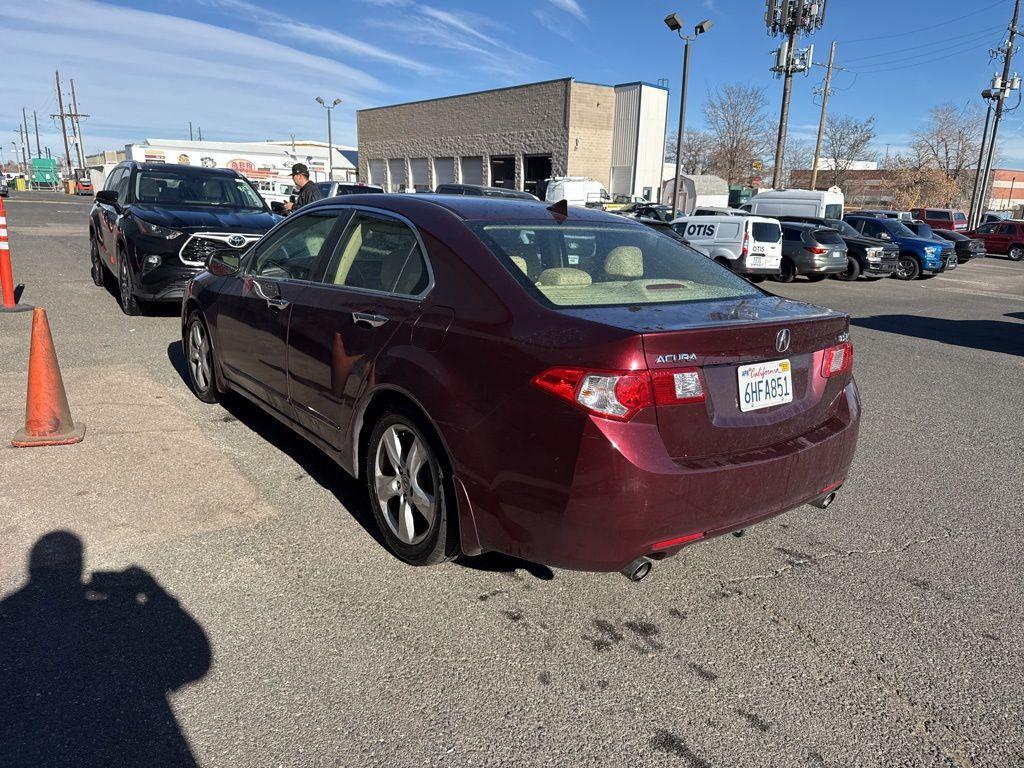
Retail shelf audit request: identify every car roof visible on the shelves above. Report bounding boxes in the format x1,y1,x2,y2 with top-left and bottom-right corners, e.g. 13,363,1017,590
304,193,631,224
126,161,240,176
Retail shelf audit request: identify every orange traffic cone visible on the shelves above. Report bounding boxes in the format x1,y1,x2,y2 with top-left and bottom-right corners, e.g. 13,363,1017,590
11,307,85,447
0,195,30,313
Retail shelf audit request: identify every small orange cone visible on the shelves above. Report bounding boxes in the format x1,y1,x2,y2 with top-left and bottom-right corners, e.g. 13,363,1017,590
11,307,85,447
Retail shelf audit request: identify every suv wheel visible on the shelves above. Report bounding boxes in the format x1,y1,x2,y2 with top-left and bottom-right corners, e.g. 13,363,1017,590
185,311,218,403
894,254,921,281
90,237,106,286
367,411,458,566
771,258,796,283
1009,244,1024,261
118,252,142,315
835,257,861,282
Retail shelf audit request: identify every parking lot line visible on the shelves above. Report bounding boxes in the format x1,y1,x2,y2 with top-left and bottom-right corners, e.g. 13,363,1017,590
933,286,1024,301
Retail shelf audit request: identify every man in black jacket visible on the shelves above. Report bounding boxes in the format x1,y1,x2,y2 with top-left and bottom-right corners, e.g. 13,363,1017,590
283,163,322,212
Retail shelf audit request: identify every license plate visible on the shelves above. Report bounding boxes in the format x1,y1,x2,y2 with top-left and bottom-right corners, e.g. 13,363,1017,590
747,255,764,267
946,256,957,270
738,359,793,412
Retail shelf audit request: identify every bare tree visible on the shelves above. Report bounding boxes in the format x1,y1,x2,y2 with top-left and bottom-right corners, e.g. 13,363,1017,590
910,104,984,205
703,83,771,185
823,114,877,190
665,129,715,174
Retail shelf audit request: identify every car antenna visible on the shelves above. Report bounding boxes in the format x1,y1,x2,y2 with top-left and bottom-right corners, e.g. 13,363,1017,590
547,199,569,221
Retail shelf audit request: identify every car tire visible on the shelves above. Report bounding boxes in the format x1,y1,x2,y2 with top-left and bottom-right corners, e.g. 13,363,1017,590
1009,244,1024,261
834,257,861,282
804,274,827,283
771,258,796,283
747,275,766,283
894,254,921,281
89,236,106,287
366,409,459,566
118,252,142,315
184,311,219,403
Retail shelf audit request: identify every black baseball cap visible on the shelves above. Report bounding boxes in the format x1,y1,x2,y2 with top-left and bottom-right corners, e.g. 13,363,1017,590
291,163,309,176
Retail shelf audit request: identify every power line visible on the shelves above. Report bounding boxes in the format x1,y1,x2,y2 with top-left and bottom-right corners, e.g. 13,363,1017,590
841,25,1003,63
836,0,1006,43
845,38,1005,74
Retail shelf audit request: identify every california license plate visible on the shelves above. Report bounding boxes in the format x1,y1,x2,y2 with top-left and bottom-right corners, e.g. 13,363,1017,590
738,359,793,412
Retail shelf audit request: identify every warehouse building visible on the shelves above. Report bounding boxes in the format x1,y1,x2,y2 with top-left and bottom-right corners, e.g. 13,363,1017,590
357,77,668,199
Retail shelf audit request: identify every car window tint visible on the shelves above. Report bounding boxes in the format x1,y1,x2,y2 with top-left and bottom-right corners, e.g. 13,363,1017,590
115,170,131,201
824,204,843,219
976,223,996,234
860,219,884,238
250,211,337,280
752,222,781,242
782,226,802,242
324,213,429,295
815,230,845,246
998,223,1017,234
953,211,967,222
473,223,759,308
104,168,124,192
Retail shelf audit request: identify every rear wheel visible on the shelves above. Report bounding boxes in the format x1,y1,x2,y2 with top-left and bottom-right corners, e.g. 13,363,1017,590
118,252,142,315
367,410,458,566
893,254,921,281
771,258,796,283
747,275,766,284
1009,244,1024,261
185,311,218,403
834,257,861,282
89,236,105,286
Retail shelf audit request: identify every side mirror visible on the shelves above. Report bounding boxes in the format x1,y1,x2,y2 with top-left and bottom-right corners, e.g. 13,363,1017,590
96,189,118,205
878,232,891,241
208,252,240,277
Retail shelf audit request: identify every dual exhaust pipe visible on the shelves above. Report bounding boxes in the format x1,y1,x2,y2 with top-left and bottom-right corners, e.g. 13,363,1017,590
620,488,840,582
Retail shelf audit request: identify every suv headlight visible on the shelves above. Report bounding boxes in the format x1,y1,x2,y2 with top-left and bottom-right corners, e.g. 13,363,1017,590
924,246,938,255
135,217,182,239
866,247,881,260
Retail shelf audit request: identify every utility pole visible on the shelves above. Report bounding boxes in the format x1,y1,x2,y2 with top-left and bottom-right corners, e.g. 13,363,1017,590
969,95,996,226
18,126,28,176
53,69,74,178
33,111,41,157
198,126,203,141
766,0,827,189
810,40,836,190
22,108,31,161
973,0,1021,228
70,79,87,171
189,121,194,141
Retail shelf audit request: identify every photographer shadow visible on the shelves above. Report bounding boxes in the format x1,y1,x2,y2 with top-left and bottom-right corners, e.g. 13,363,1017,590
0,531,211,768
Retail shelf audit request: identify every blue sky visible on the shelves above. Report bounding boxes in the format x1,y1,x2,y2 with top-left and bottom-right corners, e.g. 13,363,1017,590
3,0,1023,167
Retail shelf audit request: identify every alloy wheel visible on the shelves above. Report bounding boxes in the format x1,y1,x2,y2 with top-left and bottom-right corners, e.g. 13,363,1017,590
188,320,213,394
894,256,919,280
90,239,104,286
373,425,438,546
1009,246,1024,261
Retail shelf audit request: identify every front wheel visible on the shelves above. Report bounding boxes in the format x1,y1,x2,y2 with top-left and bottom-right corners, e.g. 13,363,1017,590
1009,245,1024,261
834,257,861,282
771,259,796,283
185,311,218,403
90,237,106,286
118,253,142,315
893,255,921,281
367,411,458,566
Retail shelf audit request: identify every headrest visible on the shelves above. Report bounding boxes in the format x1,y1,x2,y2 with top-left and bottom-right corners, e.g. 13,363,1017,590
604,246,643,278
537,268,592,286
509,255,529,275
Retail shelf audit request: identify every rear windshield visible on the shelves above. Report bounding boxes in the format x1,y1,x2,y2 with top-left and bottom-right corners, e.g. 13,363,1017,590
954,211,967,222
883,219,916,238
915,223,934,237
824,203,843,219
826,218,859,237
471,222,759,308
134,170,265,209
751,222,781,242
814,229,845,246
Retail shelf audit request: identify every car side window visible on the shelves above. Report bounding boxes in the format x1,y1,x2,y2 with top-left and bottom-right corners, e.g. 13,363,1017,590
860,219,884,238
115,170,131,202
323,212,430,296
976,223,995,234
782,227,801,242
103,168,123,192
249,211,339,281
997,223,1016,235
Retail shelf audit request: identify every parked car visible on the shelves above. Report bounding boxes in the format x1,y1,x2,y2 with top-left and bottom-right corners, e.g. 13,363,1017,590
542,176,610,208
843,214,951,279
434,183,537,200
317,181,384,198
670,214,783,280
856,209,914,221
182,194,860,579
618,203,673,221
0,177,8,198
774,223,849,283
89,161,280,315
605,194,649,211
739,187,845,219
778,215,898,281
932,229,985,262
691,206,750,217
902,221,960,269
909,207,968,232
967,219,1024,260
980,210,1013,225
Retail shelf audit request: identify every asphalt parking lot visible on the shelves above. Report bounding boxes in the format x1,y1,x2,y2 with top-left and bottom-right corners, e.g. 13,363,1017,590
1,191,1022,768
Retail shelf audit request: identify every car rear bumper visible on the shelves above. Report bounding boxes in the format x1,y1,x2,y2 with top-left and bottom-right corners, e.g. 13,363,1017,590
511,381,860,572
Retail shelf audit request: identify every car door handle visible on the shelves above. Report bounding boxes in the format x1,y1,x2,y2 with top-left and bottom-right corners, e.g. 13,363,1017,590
267,296,290,310
352,311,389,328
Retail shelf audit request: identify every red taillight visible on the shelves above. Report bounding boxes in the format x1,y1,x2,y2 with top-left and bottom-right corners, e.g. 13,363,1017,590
741,230,749,257
652,531,705,550
532,365,705,421
821,340,853,378
804,246,829,254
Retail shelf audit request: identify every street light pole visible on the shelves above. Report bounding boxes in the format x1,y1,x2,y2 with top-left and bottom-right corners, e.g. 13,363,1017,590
664,13,712,219
315,96,343,182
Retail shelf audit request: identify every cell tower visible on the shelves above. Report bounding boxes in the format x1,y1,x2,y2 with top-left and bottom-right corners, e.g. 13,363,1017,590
765,0,828,188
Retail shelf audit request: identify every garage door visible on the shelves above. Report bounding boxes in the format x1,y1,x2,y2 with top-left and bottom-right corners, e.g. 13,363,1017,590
460,156,483,186
434,157,455,187
409,158,430,191
367,159,386,187
387,158,406,192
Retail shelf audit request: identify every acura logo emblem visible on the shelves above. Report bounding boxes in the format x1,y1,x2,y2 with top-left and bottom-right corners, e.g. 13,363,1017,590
776,328,791,353
227,235,246,248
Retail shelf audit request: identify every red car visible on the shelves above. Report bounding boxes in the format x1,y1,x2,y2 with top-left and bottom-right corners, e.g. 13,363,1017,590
909,207,968,232
182,195,860,580
967,219,1024,261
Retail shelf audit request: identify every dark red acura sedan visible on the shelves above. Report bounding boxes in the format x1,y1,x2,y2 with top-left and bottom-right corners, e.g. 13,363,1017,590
182,194,859,580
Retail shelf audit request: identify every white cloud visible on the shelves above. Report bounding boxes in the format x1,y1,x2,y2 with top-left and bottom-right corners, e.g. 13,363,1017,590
533,9,574,40
548,0,586,21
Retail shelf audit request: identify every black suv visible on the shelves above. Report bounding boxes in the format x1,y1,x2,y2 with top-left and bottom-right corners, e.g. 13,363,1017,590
778,215,898,281
89,162,280,315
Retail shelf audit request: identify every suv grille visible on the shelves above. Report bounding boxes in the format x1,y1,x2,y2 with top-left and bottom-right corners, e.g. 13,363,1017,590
179,233,262,267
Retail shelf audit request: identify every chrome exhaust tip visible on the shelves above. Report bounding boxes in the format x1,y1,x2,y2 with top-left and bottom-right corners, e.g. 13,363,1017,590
621,556,653,582
811,491,838,509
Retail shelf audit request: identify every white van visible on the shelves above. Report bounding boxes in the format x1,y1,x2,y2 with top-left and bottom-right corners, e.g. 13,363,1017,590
670,215,783,278
544,177,609,208
740,187,845,220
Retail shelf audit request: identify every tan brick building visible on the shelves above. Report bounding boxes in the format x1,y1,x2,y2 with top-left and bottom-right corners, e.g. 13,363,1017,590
357,78,667,199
